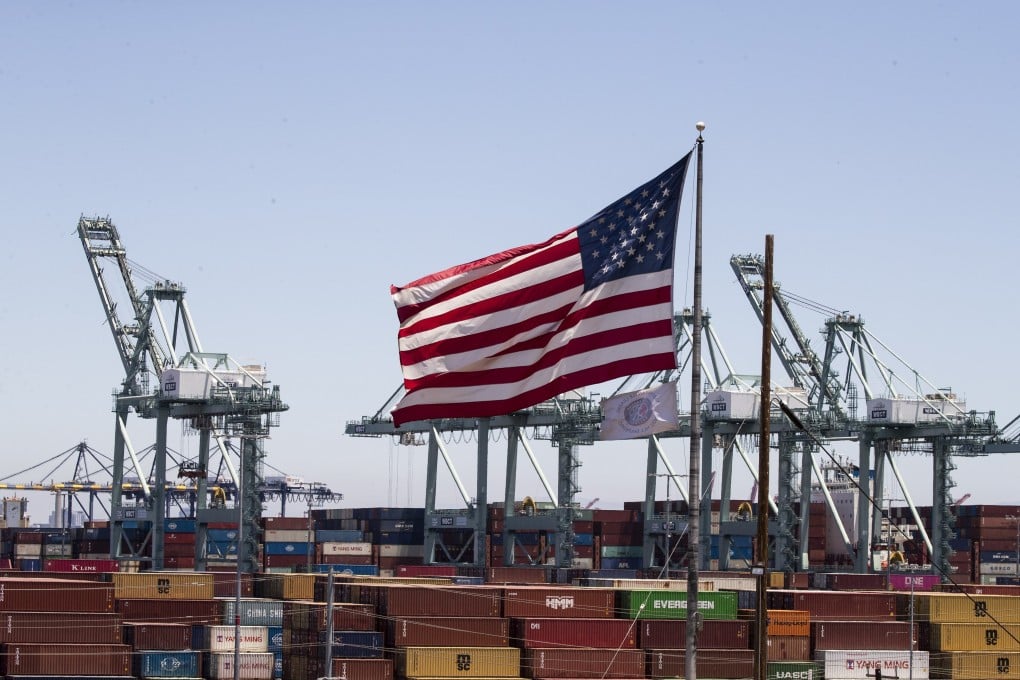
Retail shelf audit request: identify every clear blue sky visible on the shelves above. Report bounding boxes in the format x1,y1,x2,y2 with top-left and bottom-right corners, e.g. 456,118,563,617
2,3,1018,519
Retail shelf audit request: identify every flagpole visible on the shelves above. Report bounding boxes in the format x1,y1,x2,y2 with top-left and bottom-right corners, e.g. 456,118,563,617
686,121,706,680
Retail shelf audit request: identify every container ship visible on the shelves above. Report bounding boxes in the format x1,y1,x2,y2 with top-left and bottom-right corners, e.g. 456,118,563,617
0,498,1016,680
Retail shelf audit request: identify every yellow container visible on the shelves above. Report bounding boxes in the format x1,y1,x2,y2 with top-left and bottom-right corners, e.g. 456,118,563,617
930,622,1020,651
909,592,1020,623
396,647,520,678
932,651,1020,679
111,572,216,600
259,573,316,600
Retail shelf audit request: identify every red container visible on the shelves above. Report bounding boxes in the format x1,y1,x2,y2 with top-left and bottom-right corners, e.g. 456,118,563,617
116,598,221,625
639,619,750,649
13,533,44,545
163,532,196,545
42,559,119,573
781,589,897,620
328,603,377,631
123,622,191,650
262,516,308,530
504,587,615,619
379,585,501,617
163,556,196,569
163,543,196,557
331,658,394,680
0,576,114,612
812,620,916,650
0,612,122,644
512,618,637,649
593,509,640,523
766,635,810,660
209,570,253,597
488,567,549,584
1,643,131,675
522,648,645,679
263,554,306,568
320,553,375,565
388,617,509,647
817,572,890,590
647,648,755,679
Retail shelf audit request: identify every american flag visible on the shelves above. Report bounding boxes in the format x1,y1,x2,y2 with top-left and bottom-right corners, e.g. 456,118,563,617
390,153,692,426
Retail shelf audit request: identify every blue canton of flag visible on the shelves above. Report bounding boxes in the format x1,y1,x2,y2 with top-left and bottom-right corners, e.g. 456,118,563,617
578,157,689,290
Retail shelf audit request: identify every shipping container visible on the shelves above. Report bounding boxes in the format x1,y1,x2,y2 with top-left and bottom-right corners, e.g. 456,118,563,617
263,529,313,543
206,651,275,680
205,625,270,652
504,586,615,618
780,589,897,620
931,650,1020,679
378,585,501,617
767,661,817,680
122,622,191,650
617,589,738,619
488,567,549,584
512,617,637,649
812,620,915,651
388,617,509,647
0,642,131,675
927,621,1020,651
814,649,929,680
766,635,810,661
647,648,755,679
737,609,810,637
639,619,750,649
111,572,216,600
318,630,385,657
522,648,645,679
219,597,284,627
395,646,520,678
909,592,1020,623
330,658,394,680
134,650,201,678
117,598,221,625
0,612,122,644
255,573,316,600
0,576,114,612
43,558,119,573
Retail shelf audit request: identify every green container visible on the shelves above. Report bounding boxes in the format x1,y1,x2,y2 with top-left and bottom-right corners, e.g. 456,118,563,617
600,545,643,558
767,661,817,680
616,589,737,619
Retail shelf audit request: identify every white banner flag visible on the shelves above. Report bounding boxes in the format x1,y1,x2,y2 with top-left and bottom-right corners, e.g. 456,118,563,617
599,382,679,440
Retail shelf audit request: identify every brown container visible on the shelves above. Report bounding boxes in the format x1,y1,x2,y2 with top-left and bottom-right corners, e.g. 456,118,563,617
819,572,890,590
320,552,375,565
1,642,131,675
0,612,122,644
163,543,196,557
812,620,916,650
164,532,197,545
639,619,750,649
331,658,394,680
766,635,810,661
388,617,509,647
522,648,645,679
263,554,307,568
512,618,637,649
781,589,897,619
379,585,501,617
0,576,114,612
647,648,755,679
262,516,309,530
209,570,254,597
122,622,192,650
504,586,615,619
488,566,549,584
116,598,221,625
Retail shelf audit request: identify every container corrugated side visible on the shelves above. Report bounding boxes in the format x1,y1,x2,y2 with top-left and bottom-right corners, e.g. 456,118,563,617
785,590,897,620
330,658,394,680
205,624,270,652
318,630,384,658
206,651,275,680
122,621,191,650
617,589,737,619
647,648,755,679
0,642,131,675
255,573,316,600
512,617,636,649
388,617,509,647
812,620,915,651
381,585,501,617
522,648,645,679
814,649,929,680
395,646,520,678
219,597,284,626
0,576,114,612
929,622,1020,651
0,612,121,644
117,597,221,624
908,592,1020,623
931,650,1020,679
504,586,615,618
764,609,811,637
111,572,215,600
639,619,749,649
766,635,810,661
134,650,201,678
767,661,818,680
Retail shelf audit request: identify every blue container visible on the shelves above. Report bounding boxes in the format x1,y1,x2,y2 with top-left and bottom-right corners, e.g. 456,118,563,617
267,626,283,653
274,652,283,679
981,550,1019,564
264,541,310,556
948,537,972,551
208,528,239,542
315,529,363,543
135,650,201,678
451,576,485,585
18,559,41,571
311,564,379,576
318,631,384,658
589,569,640,579
83,527,111,540
164,518,196,533
600,557,643,570
206,541,238,556
574,533,594,546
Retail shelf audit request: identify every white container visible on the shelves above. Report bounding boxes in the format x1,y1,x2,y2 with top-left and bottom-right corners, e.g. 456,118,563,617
321,541,372,556
206,652,274,680
161,368,210,400
980,562,1019,576
867,398,947,425
263,529,311,543
815,650,929,680
204,625,269,652
14,544,41,558
705,390,759,420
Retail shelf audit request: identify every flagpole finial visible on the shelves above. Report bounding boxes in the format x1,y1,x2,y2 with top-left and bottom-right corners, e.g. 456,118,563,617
696,121,706,142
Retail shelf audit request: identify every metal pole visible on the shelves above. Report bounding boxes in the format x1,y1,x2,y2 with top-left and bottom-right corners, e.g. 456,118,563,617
686,121,706,680
754,234,774,680
325,568,336,674
233,441,243,680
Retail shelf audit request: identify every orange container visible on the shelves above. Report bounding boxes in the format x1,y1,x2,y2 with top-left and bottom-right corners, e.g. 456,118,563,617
766,609,811,637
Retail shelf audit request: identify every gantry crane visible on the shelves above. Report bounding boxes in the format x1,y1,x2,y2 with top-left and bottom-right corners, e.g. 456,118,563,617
78,216,295,571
